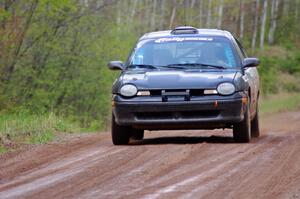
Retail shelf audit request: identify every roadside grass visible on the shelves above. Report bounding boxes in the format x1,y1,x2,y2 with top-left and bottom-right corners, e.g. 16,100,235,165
0,111,80,153
1,92,300,155
0,146,7,154
260,92,300,115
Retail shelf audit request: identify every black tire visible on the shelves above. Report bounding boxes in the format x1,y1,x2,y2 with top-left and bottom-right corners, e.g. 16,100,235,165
111,114,131,145
233,100,251,143
251,103,260,138
131,129,144,140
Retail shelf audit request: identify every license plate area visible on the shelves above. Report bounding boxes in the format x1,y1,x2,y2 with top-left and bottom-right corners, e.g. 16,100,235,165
162,89,190,102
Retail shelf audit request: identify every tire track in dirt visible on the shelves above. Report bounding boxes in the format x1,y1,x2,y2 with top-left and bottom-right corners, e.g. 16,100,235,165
181,134,295,199
140,136,282,199
0,111,300,199
0,147,128,198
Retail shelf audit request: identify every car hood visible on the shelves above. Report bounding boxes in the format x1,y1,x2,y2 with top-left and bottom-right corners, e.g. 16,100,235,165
119,70,238,90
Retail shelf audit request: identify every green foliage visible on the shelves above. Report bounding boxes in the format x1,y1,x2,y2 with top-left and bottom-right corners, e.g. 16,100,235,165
258,57,279,94
0,7,10,21
260,93,300,115
0,146,7,154
258,49,300,95
29,130,54,144
0,109,80,144
279,52,300,74
1,0,138,129
282,82,300,92
0,0,300,134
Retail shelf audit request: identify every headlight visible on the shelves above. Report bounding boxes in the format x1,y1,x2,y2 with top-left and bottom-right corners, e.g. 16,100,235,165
119,84,138,97
217,82,235,95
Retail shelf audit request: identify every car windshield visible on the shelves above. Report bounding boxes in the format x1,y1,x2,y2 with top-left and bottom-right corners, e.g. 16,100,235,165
127,36,239,69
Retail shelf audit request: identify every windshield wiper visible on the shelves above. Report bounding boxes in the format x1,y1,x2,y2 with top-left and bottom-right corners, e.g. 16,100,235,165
165,63,226,69
197,63,226,69
163,65,188,69
127,63,227,70
127,64,160,69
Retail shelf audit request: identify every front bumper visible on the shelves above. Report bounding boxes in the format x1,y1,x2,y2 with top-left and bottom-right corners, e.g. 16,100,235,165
112,92,247,130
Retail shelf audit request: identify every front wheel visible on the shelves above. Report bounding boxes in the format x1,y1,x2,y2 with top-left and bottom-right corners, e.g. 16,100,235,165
111,114,131,145
233,100,251,143
251,103,260,138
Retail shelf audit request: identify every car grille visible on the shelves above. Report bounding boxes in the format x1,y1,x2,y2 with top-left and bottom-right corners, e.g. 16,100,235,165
149,89,205,97
135,110,219,120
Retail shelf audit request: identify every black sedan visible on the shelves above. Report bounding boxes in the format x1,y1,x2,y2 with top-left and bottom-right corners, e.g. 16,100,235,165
108,26,260,145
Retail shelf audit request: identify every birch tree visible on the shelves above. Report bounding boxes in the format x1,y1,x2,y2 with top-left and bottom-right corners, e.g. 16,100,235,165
217,0,224,29
206,0,212,28
199,0,203,27
251,0,260,53
158,0,166,29
239,0,245,39
169,1,177,28
150,0,157,30
283,0,290,16
260,0,268,50
268,0,280,44
130,0,138,23
187,0,196,24
296,0,299,20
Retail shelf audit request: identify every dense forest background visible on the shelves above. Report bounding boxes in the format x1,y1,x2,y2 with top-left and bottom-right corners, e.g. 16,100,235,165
1,0,300,131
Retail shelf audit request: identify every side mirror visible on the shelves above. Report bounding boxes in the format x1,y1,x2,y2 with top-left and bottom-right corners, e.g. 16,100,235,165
243,58,260,68
108,61,124,70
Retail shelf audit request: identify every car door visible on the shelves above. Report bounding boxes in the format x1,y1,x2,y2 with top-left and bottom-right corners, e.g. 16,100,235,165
233,38,259,118
245,67,259,118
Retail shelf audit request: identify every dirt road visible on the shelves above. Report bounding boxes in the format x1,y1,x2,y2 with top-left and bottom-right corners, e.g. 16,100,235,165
1,111,300,199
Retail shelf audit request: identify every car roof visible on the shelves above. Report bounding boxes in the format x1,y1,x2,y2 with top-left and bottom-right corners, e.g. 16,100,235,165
139,27,233,41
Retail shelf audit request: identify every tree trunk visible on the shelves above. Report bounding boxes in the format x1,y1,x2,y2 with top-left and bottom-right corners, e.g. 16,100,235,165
199,0,203,27
295,0,299,24
159,0,166,29
169,5,176,29
186,0,196,24
251,0,260,53
145,0,151,31
260,0,268,50
130,0,138,23
116,0,121,27
217,0,224,29
150,0,157,30
184,0,189,25
268,0,280,44
239,0,245,39
3,0,39,83
283,0,290,16
206,0,212,28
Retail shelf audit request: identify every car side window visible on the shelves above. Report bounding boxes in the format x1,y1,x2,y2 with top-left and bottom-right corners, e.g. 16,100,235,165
234,38,247,58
